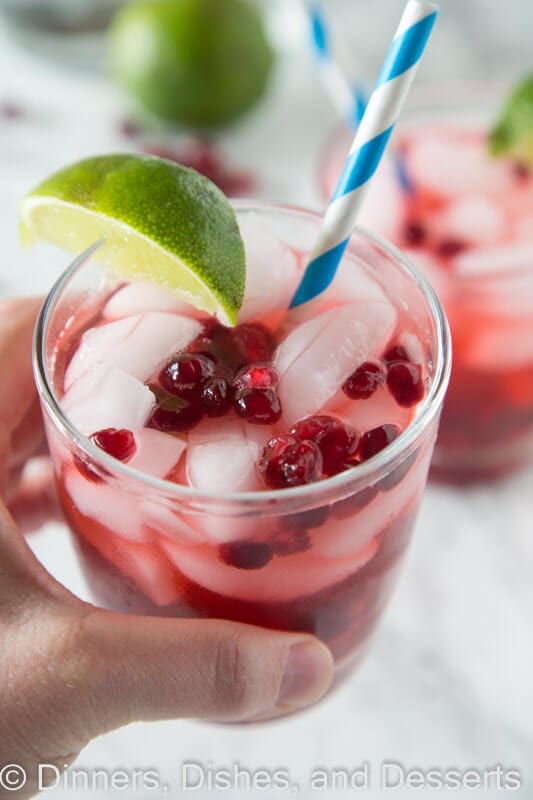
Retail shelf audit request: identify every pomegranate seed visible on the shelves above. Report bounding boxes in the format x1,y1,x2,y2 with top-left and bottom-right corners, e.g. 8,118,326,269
284,506,330,530
159,354,215,399
150,402,203,432
201,376,232,417
141,140,254,196
141,141,219,180
436,238,467,259
0,101,24,120
233,363,279,390
188,321,228,361
382,344,409,363
196,317,225,342
179,141,221,178
387,361,425,407
378,449,418,491
358,424,400,461
290,415,330,442
218,541,273,570
291,414,358,476
232,323,273,366
234,387,282,425
118,118,142,138
330,486,379,519
213,169,254,197
195,349,218,364
260,435,323,489
90,428,137,461
404,221,427,246
270,528,312,556
342,360,386,400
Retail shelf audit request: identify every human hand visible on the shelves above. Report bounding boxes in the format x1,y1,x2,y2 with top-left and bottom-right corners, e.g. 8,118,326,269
0,297,334,799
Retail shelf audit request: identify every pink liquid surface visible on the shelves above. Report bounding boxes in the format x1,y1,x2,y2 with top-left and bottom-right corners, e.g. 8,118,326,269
323,122,533,482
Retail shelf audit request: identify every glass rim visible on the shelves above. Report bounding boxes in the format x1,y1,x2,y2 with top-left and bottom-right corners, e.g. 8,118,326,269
319,79,533,287
33,200,451,512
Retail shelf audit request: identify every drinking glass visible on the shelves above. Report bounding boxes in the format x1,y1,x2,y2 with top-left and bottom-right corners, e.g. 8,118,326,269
34,201,451,710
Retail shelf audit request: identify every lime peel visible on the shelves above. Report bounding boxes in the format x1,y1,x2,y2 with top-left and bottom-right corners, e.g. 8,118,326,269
19,154,246,325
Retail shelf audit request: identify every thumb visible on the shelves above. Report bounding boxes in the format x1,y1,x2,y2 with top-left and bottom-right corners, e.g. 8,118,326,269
67,608,334,730
0,502,334,798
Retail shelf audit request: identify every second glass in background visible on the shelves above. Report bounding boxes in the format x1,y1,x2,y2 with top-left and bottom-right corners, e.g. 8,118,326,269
320,82,533,484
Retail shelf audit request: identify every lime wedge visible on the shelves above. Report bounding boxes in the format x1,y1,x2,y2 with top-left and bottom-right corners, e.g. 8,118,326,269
20,154,245,325
489,75,533,166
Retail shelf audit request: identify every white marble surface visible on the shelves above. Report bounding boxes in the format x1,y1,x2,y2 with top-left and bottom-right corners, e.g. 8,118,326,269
1,2,532,797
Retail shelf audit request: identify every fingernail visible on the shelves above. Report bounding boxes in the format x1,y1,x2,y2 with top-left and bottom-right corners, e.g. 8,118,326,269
277,639,334,710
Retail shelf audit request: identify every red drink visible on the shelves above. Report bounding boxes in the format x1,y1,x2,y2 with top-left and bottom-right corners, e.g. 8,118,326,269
34,203,450,707
321,84,533,482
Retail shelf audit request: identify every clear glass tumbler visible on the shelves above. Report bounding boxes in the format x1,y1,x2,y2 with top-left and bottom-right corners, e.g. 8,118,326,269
34,202,451,708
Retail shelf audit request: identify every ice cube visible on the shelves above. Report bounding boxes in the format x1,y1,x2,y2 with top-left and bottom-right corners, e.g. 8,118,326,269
182,509,262,545
329,384,413,432
129,428,186,479
186,419,265,494
396,331,426,365
314,450,426,558
464,321,533,369
454,242,533,278
408,132,514,199
328,252,391,307
275,302,397,427
161,531,379,603
116,543,184,607
140,501,204,544
436,194,508,245
513,214,533,242
64,468,145,541
64,471,183,606
65,312,201,388
62,363,155,435
184,420,272,543
103,281,198,319
237,215,301,327
403,248,448,300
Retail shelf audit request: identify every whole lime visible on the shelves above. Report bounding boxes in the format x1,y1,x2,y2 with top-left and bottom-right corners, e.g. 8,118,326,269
109,0,274,128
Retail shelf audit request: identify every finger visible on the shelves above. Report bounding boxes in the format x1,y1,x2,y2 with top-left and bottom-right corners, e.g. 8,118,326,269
39,606,335,737
7,458,62,533
0,496,72,606
0,297,44,491
3,604,333,799
8,398,47,477
0,297,43,432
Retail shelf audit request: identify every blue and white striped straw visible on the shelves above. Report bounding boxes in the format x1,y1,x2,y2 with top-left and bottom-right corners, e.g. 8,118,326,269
291,0,439,309
306,0,366,128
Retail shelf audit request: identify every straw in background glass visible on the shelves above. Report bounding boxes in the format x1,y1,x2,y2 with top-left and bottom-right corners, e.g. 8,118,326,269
305,0,367,129
291,0,439,309
305,0,415,195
